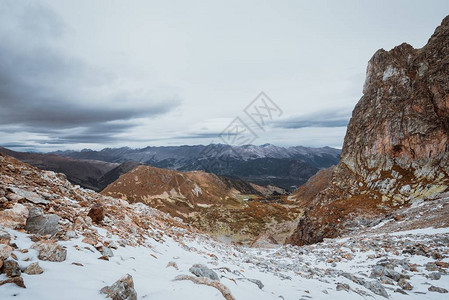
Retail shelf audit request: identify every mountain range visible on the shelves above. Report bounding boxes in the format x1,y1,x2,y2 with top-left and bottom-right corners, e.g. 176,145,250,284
54,144,341,190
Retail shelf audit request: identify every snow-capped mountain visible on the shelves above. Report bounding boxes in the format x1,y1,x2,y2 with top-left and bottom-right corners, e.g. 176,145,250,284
54,144,341,190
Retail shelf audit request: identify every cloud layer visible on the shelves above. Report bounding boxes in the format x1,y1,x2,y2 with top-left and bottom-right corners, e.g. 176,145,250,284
273,109,352,129
0,2,180,146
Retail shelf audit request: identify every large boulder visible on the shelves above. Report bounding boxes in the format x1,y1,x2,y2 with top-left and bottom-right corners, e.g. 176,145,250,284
31,241,67,262
25,207,60,235
87,203,104,224
100,274,137,300
0,203,29,229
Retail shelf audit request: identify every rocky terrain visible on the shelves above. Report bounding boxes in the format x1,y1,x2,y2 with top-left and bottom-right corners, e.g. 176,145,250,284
1,153,449,299
289,16,449,246
101,165,298,244
54,144,341,190
0,147,139,192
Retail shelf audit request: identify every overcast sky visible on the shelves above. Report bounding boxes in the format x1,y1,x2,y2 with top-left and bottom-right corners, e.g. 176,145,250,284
1,0,448,152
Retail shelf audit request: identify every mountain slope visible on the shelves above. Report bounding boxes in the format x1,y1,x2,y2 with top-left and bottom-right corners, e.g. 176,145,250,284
288,16,449,246
101,165,297,243
55,144,341,190
0,147,118,191
1,153,448,299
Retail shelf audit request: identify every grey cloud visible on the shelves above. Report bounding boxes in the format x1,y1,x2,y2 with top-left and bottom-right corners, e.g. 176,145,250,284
174,133,237,140
0,2,180,145
0,143,33,149
273,108,352,129
31,122,142,144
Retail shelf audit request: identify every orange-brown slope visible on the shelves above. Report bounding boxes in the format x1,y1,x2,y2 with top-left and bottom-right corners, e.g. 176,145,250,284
101,165,302,244
287,166,335,209
101,165,240,219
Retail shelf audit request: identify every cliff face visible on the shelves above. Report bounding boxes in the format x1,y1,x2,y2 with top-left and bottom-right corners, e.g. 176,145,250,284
288,16,449,246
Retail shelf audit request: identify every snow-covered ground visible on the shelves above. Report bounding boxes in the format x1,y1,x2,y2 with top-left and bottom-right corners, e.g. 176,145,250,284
1,224,448,299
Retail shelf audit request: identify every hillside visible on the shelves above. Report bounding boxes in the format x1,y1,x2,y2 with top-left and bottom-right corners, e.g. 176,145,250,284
101,165,297,244
0,147,118,191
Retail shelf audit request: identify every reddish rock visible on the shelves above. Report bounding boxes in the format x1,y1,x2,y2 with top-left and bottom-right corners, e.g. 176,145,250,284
0,244,13,260
436,262,448,268
393,215,404,221
0,203,29,229
3,260,21,277
289,16,449,246
24,262,44,275
87,204,104,224
31,241,67,262
0,276,26,288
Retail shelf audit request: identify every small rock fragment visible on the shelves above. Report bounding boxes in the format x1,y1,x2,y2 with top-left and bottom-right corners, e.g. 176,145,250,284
3,260,21,277
189,264,219,281
0,276,26,288
428,285,448,293
24,262,44,275
0,229,11,244
166,261,179,270
101,246,114,258
0,244,13,260
336,283,350,291
8,187,48,204
436,262,448,268
398,278,412,290
100,274,137,300
428,272,442,280
364,281,389,298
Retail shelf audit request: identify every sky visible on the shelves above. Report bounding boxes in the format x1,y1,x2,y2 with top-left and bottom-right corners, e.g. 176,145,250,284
0,0,448,152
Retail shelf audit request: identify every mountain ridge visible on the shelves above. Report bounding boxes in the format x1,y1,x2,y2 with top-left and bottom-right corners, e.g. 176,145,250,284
53,143,341,190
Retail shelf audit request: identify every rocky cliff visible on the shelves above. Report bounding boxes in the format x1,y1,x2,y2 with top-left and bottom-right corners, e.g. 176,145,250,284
288,16,449,246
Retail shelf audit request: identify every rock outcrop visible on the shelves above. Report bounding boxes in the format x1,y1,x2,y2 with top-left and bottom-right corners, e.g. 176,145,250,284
289,16,449,246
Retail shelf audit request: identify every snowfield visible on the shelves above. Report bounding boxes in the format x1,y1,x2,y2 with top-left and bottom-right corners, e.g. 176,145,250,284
1,224,448,300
